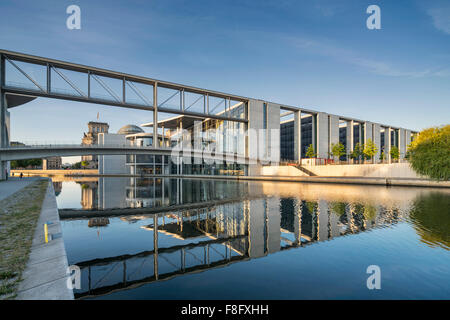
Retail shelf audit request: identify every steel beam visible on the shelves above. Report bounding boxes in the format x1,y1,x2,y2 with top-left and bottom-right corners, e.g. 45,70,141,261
0,54,7,180
2,88,247,124
153,83,158,148
294,110,302,162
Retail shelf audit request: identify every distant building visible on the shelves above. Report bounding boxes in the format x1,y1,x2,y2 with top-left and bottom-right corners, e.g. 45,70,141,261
98,124,141,175
81,121,109,168
43,156,62,170
98,124,170,175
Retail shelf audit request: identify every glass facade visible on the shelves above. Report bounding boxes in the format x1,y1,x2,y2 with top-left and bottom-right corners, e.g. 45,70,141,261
279,116,314,160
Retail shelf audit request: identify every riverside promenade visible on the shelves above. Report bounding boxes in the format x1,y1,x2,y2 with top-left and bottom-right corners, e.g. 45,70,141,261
12,180,73,300
0,177,36,201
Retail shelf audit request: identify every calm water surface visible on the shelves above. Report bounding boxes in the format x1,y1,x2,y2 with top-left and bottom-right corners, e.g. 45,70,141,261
56,177,450,299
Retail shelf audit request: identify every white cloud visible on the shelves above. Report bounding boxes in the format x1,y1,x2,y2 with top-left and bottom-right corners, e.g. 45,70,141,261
288,36,446,78
427,6,450,35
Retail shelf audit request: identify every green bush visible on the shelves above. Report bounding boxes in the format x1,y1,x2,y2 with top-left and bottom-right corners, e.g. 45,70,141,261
408,125,450,181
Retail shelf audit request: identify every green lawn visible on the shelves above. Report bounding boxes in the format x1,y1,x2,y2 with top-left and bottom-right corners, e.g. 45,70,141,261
0,180,48,300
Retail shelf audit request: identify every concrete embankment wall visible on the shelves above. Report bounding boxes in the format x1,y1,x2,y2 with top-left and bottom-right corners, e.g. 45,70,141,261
261,165,309,177
256,162,448,188
261,163,423,179
301,162,423,178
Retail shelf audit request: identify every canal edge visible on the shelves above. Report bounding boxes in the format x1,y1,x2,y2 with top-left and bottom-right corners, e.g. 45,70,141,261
16,179,74,300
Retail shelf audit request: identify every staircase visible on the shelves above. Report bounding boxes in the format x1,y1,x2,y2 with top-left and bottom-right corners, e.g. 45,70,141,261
295,165,317,176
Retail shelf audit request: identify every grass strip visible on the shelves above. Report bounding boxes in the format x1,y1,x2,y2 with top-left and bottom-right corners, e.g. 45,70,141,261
0,179,49,300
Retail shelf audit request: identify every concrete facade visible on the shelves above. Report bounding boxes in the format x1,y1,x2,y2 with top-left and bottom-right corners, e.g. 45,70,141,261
247,99,280,175
98,133,127,174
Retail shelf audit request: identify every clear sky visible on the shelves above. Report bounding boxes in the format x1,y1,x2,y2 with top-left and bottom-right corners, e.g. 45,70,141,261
1,0,449,152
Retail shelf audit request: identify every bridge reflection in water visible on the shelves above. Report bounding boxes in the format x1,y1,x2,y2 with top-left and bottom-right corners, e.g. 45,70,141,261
57,178,448,299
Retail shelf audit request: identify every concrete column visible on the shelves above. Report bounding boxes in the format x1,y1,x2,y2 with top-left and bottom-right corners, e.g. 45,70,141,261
329,115,340,159
399,128,406,159
358,123,362,145
318,200,329,241
364,121,373,145
329,206,340,238
294,110,302,162
267,103,280,164
386,127,392,163
0,58,8,180
311,114,317,156
405,129,412,147
373,123,381,162
294,199,302,245
248,199,266,258
153,215,158,280
267,197,281,254
316,112,329,159
247,99,264,175
152,82,158,148
346,120,354,157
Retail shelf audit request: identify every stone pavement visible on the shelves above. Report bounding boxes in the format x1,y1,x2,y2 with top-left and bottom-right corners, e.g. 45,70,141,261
0,177,37,202
16,181,74,300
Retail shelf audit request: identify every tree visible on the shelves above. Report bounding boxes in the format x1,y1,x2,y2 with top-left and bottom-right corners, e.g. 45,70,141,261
72,161,82,169
350,143,363,163
306,144,316,158
390,146,400,162
330,142,345,163
408,125,450,181
363,139,378,163
363,204,377,221
380,150,385,162
81,161,89,168
410,192,450,248
10,159,42,169
330,202,346,216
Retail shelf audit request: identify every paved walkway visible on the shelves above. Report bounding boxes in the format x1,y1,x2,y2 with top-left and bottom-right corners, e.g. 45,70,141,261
17,181,74,300
0,177,38,202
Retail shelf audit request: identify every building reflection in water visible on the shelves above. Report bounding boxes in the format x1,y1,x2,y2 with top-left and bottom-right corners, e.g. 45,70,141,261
69,178,449,299
53,181,62,196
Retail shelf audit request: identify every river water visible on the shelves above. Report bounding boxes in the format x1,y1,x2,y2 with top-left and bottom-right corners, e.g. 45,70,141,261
56,177,450,299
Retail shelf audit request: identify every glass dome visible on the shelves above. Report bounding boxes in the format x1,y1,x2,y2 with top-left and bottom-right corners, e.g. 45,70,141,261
117,124,144,135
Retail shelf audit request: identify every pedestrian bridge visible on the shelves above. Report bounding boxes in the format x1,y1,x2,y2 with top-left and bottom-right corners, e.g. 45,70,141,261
0,144,252,164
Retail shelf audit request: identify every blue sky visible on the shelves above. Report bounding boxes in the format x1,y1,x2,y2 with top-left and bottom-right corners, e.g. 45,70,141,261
1,0,449,148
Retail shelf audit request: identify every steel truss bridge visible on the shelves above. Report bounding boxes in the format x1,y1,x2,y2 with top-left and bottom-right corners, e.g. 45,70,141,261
0,49,251,178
